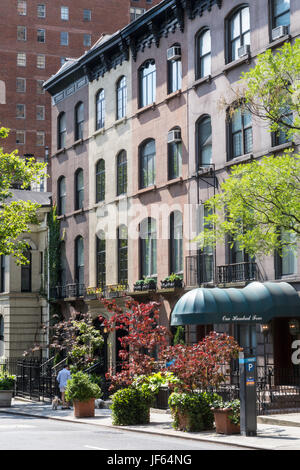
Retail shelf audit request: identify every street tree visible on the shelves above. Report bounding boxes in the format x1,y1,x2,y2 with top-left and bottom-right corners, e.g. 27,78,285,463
0,127,46,263
198,40,300,256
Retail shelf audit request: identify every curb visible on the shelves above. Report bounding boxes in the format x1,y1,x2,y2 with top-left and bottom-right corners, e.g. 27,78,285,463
0,408,263,450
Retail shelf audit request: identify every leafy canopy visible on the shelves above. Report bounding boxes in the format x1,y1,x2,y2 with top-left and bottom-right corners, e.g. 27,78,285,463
0,127,46,263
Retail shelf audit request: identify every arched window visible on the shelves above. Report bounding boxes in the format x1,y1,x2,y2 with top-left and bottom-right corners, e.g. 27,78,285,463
196,29,211,79
117,150,127,196
96,232,106,288
75,101,84,140
57,112,66,149
75,236,84,286
140,218,157,278
21,251,32,292
197,115,212,167
227,5,250,63
139,139,155,189
96,89,105,130
139,60,156,108
167,44,182,94
96,159,105,203
118,225,128,285
117,76,127,120
75,168,84,210
228,105,252,160
170,211,183,275
58,176,66,215
168,128,182,180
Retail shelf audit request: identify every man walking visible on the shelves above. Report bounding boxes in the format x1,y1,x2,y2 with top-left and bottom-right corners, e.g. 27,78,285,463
57,364,71,409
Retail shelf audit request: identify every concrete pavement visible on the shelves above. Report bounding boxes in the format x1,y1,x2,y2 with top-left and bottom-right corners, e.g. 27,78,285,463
1,399,300,450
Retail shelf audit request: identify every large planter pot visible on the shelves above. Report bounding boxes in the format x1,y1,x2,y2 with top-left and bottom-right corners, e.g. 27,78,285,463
213,409,240,435
173,409,204,432
0,390,13,407
73,398,95,418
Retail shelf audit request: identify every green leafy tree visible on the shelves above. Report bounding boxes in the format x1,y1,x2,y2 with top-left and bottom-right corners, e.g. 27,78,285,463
0,127,46,263
198,40,300,256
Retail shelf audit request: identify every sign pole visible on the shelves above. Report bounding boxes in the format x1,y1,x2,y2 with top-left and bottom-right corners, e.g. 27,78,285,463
239,351,257,436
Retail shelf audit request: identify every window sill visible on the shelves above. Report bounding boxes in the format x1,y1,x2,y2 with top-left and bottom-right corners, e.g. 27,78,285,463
270,141,294,153
73,138,84,148
223,54,251,74
137,184,156,195
136,102,156,117
165,89,182,102
166,176,183,187
114,116,127,127
73,208,85,216
54,147,66,157
267,34,291,50
93,127,105,138
224,153,254,168
193,75,212,89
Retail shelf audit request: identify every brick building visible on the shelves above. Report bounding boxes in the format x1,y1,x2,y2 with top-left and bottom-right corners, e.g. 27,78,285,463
0,0,160,163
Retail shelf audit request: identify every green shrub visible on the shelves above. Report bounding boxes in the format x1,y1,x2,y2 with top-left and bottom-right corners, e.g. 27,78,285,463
111,387,153,426
0,373,16,391
168,391,217,432
212,397,240,425
65,371,101,403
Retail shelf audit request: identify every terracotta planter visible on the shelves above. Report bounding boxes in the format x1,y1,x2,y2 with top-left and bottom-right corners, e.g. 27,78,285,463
73,398,95,418
213,409,240,434
0,390,13,407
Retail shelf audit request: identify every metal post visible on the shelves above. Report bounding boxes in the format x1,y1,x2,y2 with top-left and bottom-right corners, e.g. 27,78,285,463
239,351,257,436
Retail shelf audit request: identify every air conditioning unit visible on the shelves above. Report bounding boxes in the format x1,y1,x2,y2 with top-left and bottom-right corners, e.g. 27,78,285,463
167,46,181,61
167,129,182,143
238,44,250,58
272,25,289,41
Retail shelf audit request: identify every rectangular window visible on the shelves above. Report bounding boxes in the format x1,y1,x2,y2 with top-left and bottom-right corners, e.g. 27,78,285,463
61,6,69,20
16,130,25,145
36,105,45,120
60,31,69,46
21,252,31,292
37,29,46,43
37,80,45,94
37,54,45,68
36,131,45,146
83,9,91,21
130,7,146,22
37,4,46,18
17,53,26,67
0,256,5,293
17,26,27,41
272,0,290,29
83,34,91,47
17,0,27,15
16,77,26,93
16,104,25,119
229,107,253,159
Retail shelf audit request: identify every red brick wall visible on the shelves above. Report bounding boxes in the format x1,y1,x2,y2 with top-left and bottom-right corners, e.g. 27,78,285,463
0,0,158,161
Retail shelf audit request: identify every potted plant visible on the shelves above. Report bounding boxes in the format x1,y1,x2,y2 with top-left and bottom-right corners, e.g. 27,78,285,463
142,277,157,291
133,279,144,291
111,386,155,425
0,372,16,407
132,372,181,410
161,274,183,289
211,398,240,434
168,391,217,432
65,371,101,418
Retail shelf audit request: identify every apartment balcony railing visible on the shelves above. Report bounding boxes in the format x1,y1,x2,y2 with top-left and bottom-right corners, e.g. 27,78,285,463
50,283,86,300
217,262,258,284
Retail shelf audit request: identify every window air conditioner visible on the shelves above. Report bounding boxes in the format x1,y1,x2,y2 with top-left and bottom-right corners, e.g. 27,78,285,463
167,46,181,61
238,44,250,58
272,25,289,41
167,130,182,143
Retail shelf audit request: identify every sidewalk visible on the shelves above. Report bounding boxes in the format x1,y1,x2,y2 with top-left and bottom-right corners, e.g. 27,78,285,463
1,399,300,450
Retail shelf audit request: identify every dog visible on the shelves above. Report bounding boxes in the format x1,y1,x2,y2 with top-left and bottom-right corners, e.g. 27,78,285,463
52,396,62,410
95,398,104,409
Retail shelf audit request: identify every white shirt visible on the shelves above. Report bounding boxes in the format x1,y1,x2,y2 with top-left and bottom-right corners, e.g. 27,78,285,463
57,368,71,388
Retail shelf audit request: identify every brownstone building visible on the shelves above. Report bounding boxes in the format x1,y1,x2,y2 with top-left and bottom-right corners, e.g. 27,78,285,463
0,0,160,163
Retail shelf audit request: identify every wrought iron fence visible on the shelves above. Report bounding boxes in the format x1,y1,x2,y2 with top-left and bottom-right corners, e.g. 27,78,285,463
217,262,258,284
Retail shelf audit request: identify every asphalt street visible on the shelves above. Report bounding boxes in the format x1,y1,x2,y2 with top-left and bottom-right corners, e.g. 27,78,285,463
0,413,245,451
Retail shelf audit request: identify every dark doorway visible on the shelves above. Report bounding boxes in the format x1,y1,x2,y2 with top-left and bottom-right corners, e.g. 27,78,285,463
273,318,294,385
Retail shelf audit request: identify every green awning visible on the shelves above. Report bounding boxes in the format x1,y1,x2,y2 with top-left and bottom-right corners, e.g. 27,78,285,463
171,282,300,326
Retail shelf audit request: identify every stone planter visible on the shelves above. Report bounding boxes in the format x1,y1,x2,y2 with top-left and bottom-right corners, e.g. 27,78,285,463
213,409,240,435
0,390,13,407
73,398,95,418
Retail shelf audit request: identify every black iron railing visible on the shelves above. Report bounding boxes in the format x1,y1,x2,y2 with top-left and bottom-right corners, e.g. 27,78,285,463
217,262,258,284
50,283,86,300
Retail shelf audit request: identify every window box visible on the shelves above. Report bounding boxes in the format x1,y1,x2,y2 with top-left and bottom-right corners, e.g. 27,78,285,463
160,275,183,290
